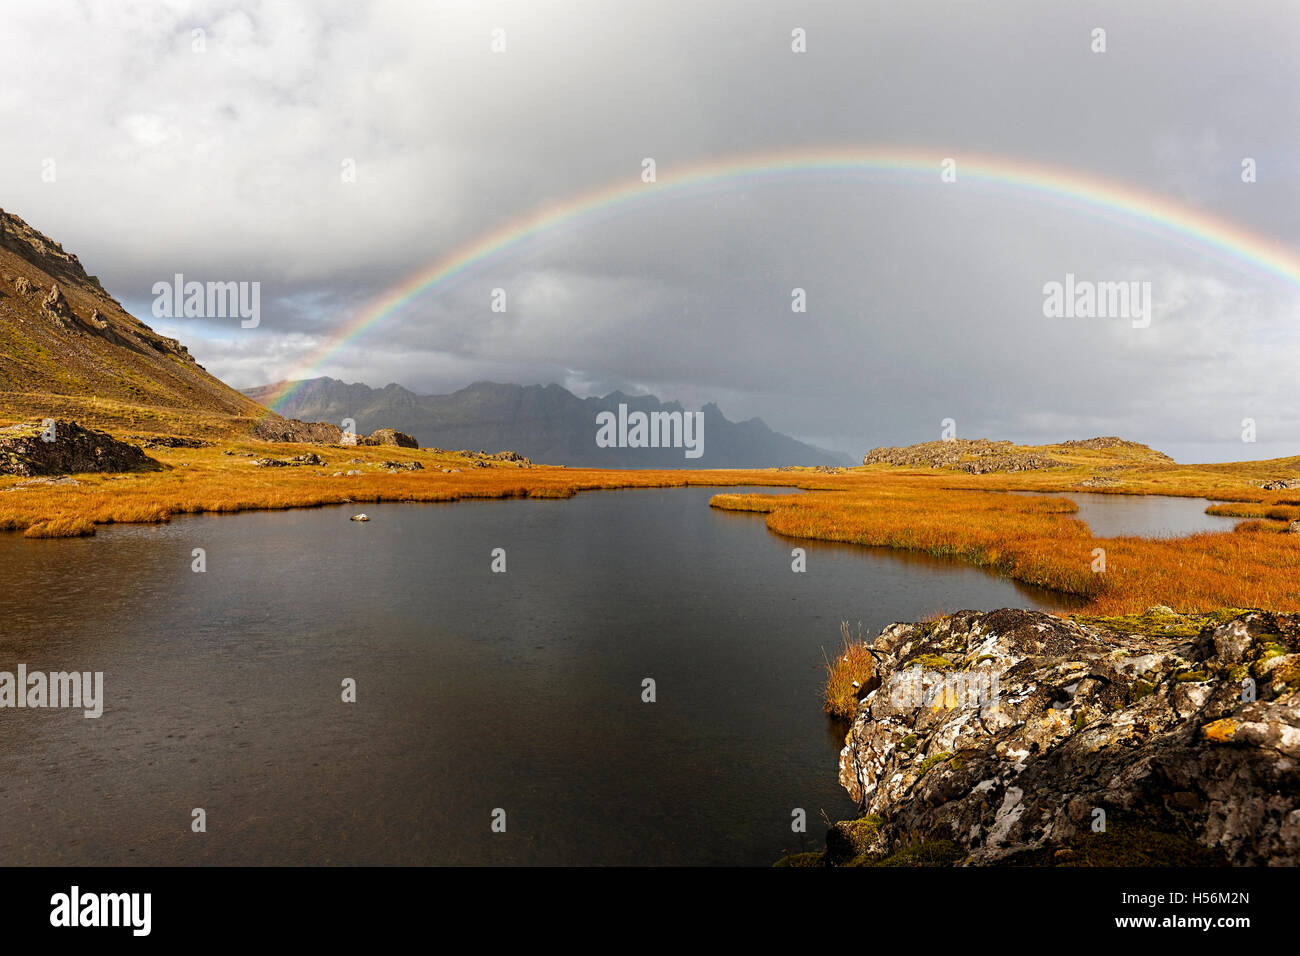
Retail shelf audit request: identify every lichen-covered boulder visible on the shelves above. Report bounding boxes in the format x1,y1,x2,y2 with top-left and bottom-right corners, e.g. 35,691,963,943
835,608,1300,865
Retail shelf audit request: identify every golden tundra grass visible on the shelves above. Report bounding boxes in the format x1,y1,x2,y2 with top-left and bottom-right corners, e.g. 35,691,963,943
711,482,1300,616
0,438,812,535
5,431,1299,684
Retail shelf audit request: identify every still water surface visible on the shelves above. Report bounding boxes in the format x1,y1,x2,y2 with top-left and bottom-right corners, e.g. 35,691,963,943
0,486,1218,865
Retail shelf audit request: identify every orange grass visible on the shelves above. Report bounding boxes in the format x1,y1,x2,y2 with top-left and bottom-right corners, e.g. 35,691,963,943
4,432,1299,616
824,621,877,719
23,516,95,538
710,482,1300,615
0,439,812,535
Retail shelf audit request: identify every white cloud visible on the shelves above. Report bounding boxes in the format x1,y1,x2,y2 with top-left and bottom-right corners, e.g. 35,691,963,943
1,0,1297,456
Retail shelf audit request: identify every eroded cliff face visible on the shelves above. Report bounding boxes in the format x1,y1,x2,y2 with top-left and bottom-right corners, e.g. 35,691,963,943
830,608,1300,866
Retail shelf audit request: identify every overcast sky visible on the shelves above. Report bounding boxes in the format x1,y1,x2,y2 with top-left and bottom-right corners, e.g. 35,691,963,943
2,0,1298,461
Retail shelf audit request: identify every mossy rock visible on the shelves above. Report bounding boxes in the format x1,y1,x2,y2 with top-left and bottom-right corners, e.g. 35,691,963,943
1130,680,1156,700
1271,658,1300,687
849,839,965,867
773,851,825,868
825,814,887,863
906,654,956,671
916,751,953,777
1071,605,1258,639
1002,822,1227,867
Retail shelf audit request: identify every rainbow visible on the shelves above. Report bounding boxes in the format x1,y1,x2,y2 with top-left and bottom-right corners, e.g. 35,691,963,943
258,145,1300,416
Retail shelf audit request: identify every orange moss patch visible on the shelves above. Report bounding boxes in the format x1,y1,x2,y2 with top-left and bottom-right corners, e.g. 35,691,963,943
1201,718,1238,743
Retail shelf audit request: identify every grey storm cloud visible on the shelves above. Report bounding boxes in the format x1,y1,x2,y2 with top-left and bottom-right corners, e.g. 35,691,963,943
1,0,1298,461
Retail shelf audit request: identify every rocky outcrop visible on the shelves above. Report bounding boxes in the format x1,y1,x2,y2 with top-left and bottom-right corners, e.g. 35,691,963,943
829,608,1300,866
248,420,420,449
250,418,344,444
251,453,325,468
862,436,1173,474
455,449,531,467
1076,475,1122,488
40,283,75,328
0,420,160,476
1261,479,1300,491
361,428,418,449
863,439,1063,473
0,209,97,284
127,434,213,449
1056,436,1175,461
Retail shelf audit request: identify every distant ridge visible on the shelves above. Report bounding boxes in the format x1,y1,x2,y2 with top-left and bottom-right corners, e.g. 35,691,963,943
242,377,852,468
862,436,1175,474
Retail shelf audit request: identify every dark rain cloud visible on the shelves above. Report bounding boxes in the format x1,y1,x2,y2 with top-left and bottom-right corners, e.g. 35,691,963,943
2,0,1297,460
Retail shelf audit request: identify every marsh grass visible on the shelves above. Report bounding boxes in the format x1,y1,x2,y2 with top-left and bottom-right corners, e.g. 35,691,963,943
5,431,1298,616
823,621,877,719
712,479,1300,616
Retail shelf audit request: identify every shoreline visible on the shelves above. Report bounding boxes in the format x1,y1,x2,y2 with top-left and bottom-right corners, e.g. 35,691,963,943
3,427,1298,616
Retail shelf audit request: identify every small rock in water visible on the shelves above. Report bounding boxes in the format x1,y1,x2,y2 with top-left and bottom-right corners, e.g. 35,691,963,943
350,513,369,522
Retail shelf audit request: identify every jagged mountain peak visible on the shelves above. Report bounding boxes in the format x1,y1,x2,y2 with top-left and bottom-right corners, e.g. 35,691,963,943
242,376,851,468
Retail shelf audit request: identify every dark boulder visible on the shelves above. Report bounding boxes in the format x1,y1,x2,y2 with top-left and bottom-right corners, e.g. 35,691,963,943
0,420,160,476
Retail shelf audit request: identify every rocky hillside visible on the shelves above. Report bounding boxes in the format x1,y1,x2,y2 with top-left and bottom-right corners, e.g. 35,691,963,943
863,436,1174,473
0,206,269,435
812,607,1299,867
243,377,851,468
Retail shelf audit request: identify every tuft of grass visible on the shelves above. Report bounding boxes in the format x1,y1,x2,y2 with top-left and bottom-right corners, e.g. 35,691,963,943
1003,822,1226,867
23,516,95,538
823,621,875,720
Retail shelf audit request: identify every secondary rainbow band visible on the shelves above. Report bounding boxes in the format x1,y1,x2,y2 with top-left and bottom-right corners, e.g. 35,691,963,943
260,145,1300,415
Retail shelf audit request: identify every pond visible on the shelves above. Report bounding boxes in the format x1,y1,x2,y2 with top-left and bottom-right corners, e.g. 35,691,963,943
0,485,1079,865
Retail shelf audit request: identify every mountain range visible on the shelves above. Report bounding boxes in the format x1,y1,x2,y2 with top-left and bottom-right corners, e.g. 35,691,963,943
0,203,848,468
242,377,852,468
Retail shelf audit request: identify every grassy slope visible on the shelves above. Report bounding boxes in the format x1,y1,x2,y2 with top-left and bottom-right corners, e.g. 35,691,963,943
0,209,269,436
